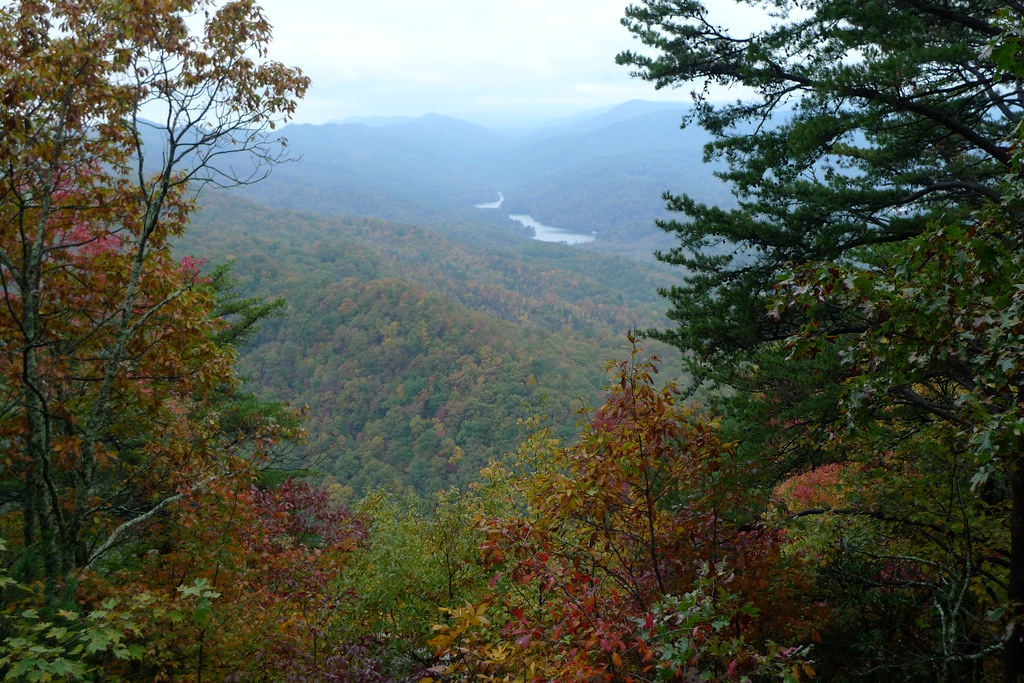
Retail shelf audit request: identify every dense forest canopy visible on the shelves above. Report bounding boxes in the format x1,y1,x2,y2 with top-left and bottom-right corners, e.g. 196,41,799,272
2,0,1024,681
180,193,683,496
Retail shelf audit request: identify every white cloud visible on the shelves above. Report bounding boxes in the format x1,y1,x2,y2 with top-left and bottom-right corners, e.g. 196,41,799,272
255,0,688,125
253,0,782,126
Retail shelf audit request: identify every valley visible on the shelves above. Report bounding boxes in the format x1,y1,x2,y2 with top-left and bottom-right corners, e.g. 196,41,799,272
233,100,732,260
181,185,685,496
6,2,1019,678
176,100,729,495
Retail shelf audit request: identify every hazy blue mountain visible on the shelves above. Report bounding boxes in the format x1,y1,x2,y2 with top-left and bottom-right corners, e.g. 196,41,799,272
523,99,693,141
328,115,417,126
244,118,503,226
233,101,731,259
509,108,707,171
381,114,513,154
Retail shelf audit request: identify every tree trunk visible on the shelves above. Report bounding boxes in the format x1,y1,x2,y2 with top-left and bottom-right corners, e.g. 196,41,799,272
24,329,61,600
1007,459,1024,682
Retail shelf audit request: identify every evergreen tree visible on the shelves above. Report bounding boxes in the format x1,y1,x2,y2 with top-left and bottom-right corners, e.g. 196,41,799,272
618,0,1021,461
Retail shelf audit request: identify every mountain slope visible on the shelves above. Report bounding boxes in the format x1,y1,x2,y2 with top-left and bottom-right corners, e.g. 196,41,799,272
179,192,681,495
232,101,732,258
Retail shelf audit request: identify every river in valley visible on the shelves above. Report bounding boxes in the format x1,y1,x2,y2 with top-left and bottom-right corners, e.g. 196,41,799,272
475,193,595,245
507,214,595,245
474,192,505,210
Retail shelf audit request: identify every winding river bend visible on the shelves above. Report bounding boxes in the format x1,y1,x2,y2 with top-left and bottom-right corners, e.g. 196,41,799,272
475,194,595,245
507,214,595,245
474,192,505,210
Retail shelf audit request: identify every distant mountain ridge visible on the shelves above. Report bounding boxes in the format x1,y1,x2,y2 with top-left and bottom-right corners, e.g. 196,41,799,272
237,100,731,260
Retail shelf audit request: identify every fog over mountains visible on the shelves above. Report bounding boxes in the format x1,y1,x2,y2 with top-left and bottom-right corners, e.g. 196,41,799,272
236,100,731,260
167,101,720,490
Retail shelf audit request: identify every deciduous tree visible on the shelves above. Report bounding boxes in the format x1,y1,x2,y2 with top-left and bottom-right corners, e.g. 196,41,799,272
0,0,307,599
429,343,818,681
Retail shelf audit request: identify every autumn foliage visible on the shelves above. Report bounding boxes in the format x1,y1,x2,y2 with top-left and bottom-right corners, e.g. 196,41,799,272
6,0,1024,681
427,343,821,682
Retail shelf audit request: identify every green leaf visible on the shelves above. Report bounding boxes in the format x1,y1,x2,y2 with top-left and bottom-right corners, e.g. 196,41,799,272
85,628,113,654
4,659,38,681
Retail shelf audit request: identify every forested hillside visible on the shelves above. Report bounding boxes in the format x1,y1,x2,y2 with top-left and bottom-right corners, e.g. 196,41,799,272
180,193,681,495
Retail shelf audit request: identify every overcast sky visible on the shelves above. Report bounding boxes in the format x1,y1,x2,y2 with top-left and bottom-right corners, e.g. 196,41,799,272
254,0,701,127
